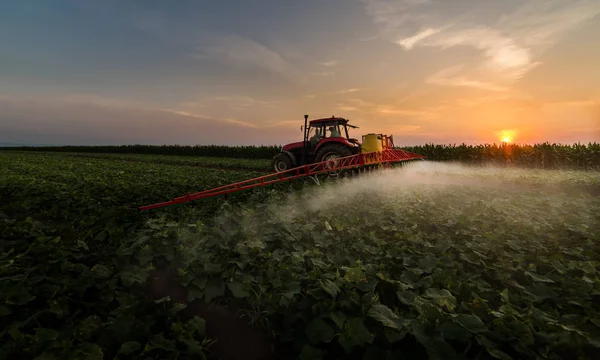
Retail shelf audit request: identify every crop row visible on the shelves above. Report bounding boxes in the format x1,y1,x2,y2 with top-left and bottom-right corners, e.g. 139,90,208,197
2,142,600,169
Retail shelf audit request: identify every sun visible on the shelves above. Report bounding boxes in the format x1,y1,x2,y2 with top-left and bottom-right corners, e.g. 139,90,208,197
498,129,516,144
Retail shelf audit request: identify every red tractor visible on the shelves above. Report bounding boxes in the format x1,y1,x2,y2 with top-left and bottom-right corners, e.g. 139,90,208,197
272,115,362,172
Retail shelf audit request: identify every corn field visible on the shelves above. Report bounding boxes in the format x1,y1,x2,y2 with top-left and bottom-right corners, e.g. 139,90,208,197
2,142,599,170
404,142,600,170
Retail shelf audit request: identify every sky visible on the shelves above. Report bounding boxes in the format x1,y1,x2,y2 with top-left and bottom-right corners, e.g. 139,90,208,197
1,0,599,146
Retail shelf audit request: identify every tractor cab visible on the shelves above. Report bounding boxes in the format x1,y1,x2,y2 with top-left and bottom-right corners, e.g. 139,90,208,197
305,117,360,149
272,115,362,172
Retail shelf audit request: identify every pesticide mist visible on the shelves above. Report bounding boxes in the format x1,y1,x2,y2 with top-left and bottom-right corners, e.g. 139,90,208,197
176,160,600,272
225,161,600,239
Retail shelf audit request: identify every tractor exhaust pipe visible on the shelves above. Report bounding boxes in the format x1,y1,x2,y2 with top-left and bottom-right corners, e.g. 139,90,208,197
303,114,308,165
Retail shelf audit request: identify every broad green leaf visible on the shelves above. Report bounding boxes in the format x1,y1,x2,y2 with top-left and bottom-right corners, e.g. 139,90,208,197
305,318,335,344
188,316,206,337
476,335,513,360
329,311,346,329
438,321,472,341
227,282,250,298
424,288,457,311
396,290,417,305
319,279,340,298
418,336,458,360
367,304,403,330
118,341,141,355
338,317,374,352
524,284,558,302
524,271,554,283
453,314,488,334
90,264,111,279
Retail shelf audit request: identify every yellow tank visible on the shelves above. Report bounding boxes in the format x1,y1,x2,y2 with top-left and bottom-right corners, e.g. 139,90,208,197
361,133,383,153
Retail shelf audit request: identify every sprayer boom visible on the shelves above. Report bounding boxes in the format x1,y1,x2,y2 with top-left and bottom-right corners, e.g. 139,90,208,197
138,148,425,211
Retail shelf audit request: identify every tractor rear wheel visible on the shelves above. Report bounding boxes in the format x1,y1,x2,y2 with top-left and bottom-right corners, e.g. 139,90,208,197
315,144,353,172
272,152,293,172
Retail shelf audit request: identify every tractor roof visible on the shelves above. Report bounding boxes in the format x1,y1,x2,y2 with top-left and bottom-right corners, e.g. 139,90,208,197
309,116,355,126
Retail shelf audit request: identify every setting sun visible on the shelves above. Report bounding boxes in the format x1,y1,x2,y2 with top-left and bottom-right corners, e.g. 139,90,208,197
498,130,516,144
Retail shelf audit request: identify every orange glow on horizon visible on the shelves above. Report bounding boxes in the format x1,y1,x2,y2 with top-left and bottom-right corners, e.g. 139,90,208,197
498,129,516,144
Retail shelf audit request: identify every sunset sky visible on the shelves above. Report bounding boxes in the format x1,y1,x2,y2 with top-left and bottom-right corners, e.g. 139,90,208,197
1,0,599,146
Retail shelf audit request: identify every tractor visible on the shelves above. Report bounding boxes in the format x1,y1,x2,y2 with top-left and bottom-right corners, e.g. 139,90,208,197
139,114,425,211
271,115,364,172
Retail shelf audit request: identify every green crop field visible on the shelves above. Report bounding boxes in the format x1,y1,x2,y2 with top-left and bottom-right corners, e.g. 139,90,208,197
1,151,599,360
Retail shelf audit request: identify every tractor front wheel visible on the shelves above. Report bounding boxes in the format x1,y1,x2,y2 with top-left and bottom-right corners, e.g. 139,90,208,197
272,152,293,172
315,144,353,172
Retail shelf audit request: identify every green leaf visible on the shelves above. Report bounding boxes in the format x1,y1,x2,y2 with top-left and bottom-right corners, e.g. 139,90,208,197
438,321,472,341
118,341,141,355
453,314,488,334
367,304,403,330
524,283,558,302
418,336,458,360
90,264,111,279
338,317,374,352
188,316,206,337
424,288,457,311
329,311,346,329
319,279,340,298
396,290,417,305
524,271,554,283
305,318,335,344
476,335,514,360
343,266,366,283
227,282,250,298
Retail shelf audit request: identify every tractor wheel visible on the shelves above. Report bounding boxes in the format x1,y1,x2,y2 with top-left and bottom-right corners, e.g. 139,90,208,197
272,152,293,172
315,144,353,172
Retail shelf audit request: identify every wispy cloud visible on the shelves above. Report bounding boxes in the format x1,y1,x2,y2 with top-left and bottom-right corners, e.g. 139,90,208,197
163,109,259,128
331,88,361,95
211,95,278,108
426,65,510,92
359,0,432,40
336,104,360,111
395,28,442,49
321,60,338,67
194,34,295,77
363,0,600,82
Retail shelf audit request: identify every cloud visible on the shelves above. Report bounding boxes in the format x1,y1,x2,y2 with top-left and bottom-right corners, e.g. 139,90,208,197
359,0,432,40
541,100,598,108
194,34,295,77
0,95,298,146
211,95,278,108
395,28,442,49
362,0,600,82
336,105,360,112
426,65,510,92
321,60,338,67
162,109,259,128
